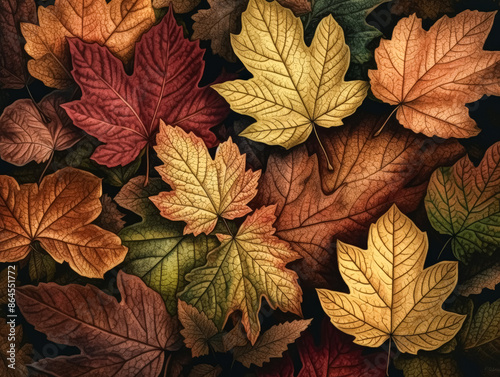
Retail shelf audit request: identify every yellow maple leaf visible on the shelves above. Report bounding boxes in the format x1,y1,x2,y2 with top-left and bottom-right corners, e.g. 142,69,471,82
150,122,261,236
213,0,368,150
21,0,155,89
317,205,466,354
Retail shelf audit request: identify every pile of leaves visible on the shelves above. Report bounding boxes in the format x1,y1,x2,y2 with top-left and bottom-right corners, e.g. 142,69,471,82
0,0,499,376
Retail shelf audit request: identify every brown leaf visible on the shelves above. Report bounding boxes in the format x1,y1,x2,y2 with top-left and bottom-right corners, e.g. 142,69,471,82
253,113,464,287
0,0,36,89
154,0,201,13
178,300,218,357
391,0,457,19
17,271,182,376
0,167,128,278
188,364,223,377
0,91,81,166
95,194,126,234
0,323,32,377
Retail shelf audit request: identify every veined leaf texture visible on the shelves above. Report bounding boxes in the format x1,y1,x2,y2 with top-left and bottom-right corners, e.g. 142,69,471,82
0,0,499,376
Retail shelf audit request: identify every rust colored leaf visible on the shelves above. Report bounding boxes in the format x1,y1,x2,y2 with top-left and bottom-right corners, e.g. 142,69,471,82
0,0,36,89
17,271,182,376
253,113,464,287
0,91,81,166
0,167,127,278
95,194,126,234
62,12,229,167
369,10,500,138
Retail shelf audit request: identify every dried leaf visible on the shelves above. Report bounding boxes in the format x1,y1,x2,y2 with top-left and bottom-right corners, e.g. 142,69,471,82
425,142,500,263
391,0,457,19
63,12,228,167
213,0,368,149
180,206,303,344
0,91,81,166
153,0,201,13
21,0,155,88
29,248,56,282
17,271,182,376
369,11,500,138
188,364,222,377
95,194,126,234
151,123,260,236
318,205,466,354
0,167,128,278
457,262,500,296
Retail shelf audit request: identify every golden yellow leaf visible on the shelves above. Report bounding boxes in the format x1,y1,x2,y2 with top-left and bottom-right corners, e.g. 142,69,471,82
150,122,261,236
212,0,368,149
317,205,466,354
21,0,155,88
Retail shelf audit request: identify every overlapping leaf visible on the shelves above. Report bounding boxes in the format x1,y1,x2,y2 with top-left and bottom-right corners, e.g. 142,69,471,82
151,123,260,236
0,167,127,278
116,176,218,314
17,271,182,376
21,0,155,88
391,0,457,19
253,113,464,286
369,10,500,138
425,142,500,262
213,0,368,149
317,205,466,354
180,206,303,344
0,0,36,89
0,91,81,166
63,12,229,167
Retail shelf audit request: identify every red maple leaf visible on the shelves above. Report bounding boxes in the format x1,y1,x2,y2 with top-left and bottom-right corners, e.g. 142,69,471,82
62,9,229,168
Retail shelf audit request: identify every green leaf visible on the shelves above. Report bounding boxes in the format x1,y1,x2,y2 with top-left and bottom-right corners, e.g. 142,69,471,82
394,353,462,377
425,142,500,263
115,176,218,315
29,247,56,282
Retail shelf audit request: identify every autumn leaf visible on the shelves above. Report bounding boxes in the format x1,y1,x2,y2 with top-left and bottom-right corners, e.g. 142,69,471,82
212,0,368,150
0,0,36,89
0,323,32,377
232,319,311,367
317,205,466,354
456,260,500,296
369,10,500,138
0,167,127,278
17,271,182,376
180,206,303,345
21,0,155,89
150,123,260,236
425,142,500,263
189,364,223,377
394,353,462,377
62,11,229,168
391,0,457,19
95,194,126,234
253,113,464,287
192,0,311,62
0,91,81,166
116,176,218,314
29,247,56,282
304,0,389,65
154,0,201,13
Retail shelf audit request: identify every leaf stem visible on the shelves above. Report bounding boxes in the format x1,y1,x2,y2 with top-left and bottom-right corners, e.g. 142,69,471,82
312,124,333,171
437,237,452,260
39,151,54,183
25,84,51,124
162,353,172,377
222,217,234,237
144,145,150,187
374,105,400,137
386,337,392,376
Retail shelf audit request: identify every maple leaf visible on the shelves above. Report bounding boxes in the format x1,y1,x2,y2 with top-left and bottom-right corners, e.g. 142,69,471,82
304,0,389,65
150,123,260,236
369,10,500,138
425,142,500,263
253,113,464,287
95,194,126,234
0,167,127,278
20,0,155,89
17,271,182,376
212,0,368,150
192,0,311,62
259,319,386,377
0,91,81,166
391,0,457,19
116,176,219,314
0,0,36,89
62,11,229,168
153,0,201,13
317,205,466,354
179,206,303,345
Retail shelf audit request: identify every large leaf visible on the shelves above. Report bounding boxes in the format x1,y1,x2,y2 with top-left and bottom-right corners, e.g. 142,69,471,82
116,176,218,314
17,271,182,376
317,205,466,354
253,113,464,286
150,123,260,236
213,0,368,149
0,167,127,278
369,10,500,138
425,142,500,262
62,10,229,167
180,206,303,344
